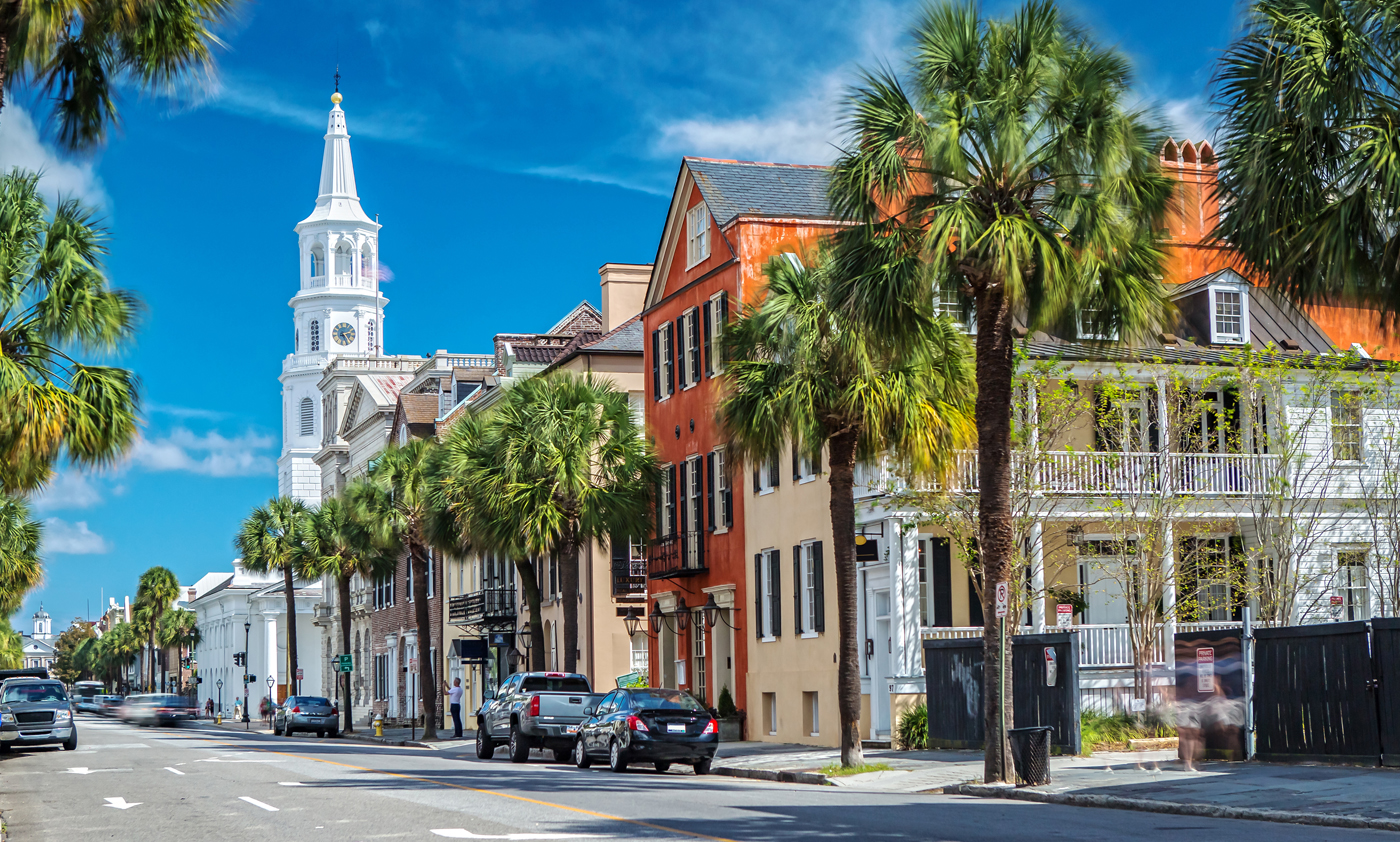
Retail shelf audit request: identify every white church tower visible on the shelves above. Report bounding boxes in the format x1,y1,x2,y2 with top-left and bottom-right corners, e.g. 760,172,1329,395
278,90,388,502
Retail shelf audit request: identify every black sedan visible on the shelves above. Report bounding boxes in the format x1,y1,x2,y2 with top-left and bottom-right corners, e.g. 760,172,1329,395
573,688,717,774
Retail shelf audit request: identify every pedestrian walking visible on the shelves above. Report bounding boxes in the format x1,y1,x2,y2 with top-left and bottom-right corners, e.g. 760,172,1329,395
205,698,214,718
444,678,464,738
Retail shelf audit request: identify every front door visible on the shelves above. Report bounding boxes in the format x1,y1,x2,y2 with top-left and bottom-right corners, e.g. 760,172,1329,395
865,567,892,738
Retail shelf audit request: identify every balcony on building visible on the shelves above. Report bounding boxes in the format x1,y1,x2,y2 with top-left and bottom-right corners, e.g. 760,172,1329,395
648,530,704,580
448,587,517,626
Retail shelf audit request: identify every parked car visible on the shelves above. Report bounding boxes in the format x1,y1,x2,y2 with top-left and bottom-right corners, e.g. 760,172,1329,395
273,696,339,738
121,694,196,727
573,687,717,774
97,695,124,717
0,678,77,752
476,672,602,763
74,696,104,715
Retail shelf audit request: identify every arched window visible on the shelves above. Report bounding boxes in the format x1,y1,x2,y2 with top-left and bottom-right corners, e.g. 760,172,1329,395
309,252,320,276
360,246,373,286
367,319,376,353
309,320,321,352
295,328,300,352
335,244,352,279
300,397,314,436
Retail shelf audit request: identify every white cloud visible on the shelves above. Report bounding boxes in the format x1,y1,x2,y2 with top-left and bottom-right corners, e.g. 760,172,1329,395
655,84,842,166
1163,96,1213,145
204,73,428,145
146,403,230,421
32,472,104,512
0,106,107,206
42,518,111,555
129,428,276,477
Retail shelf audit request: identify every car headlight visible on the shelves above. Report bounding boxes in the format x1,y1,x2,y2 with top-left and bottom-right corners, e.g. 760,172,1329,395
55,709,72,721
0,713,13,724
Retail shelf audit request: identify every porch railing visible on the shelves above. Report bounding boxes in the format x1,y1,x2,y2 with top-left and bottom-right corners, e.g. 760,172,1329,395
648,530,705,579
448,587,516,626
921,621,1241,669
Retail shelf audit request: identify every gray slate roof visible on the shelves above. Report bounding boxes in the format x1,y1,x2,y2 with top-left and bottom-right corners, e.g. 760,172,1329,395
581,317,643,354
1168,268,1337,354
685,158,833,227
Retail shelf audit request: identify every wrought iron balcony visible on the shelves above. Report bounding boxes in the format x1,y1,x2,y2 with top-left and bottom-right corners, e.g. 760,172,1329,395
448,587,516,626
648,531,705,580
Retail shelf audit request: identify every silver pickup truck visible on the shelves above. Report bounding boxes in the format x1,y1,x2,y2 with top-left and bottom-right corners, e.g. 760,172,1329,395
0,678,77,752
475,672,602,763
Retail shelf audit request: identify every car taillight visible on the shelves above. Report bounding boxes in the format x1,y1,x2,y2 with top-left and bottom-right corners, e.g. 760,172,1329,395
701,719,718,735
529,696,540,717
331,707,338,716
292,706,301,713
627,715,648,732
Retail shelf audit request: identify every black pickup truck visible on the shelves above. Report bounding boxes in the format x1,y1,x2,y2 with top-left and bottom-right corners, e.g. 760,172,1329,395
476,672,602,763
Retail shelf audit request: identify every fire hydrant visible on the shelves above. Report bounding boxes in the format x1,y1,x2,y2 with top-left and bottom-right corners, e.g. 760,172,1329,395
373,714,384,738
216,712,222,725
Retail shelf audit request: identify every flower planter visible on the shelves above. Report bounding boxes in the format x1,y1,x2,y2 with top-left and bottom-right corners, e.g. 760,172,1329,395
718,717,744,742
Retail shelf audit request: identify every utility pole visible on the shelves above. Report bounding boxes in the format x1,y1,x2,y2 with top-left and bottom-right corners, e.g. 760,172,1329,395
243,620,251,730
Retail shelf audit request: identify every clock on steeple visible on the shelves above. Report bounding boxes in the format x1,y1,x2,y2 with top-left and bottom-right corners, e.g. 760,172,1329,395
332,323,356,346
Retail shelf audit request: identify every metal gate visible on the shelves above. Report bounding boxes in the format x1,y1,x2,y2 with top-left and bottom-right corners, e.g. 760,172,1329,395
922,632,1081,755
1371,618,1400,767
1253,621,1379,764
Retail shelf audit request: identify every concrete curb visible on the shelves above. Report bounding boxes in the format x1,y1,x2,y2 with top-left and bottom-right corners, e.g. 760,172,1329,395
946,783,1400,832
715,766,831,786
337,732,435,749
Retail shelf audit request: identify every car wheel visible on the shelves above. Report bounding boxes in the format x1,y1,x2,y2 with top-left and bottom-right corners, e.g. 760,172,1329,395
272,723,281,736
693,757,712,776
608,739,628,773
476,727,495,760
508,725,530,763
654,762,671,773
573,737,591,769
552,748,571,764
0,742,10,753
63,732,78,751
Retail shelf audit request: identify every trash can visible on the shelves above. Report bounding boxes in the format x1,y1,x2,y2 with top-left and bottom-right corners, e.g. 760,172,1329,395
1008,725,1054,786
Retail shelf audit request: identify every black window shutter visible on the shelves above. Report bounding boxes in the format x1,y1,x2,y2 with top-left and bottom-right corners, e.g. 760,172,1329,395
724,484,733,528
689,309,702,384
770,547,781,638
678,462,688,536
754,554,763,640
665,325,675,396
720,291,729,325
706,452,716,531
792,545,803,635
967,573,985,626
812,541,825,632
667,464,677,536
792,444,800,481
753,462,761,493
814,443,823,475
702,301,714,377
651,329,661,400
932,538,953,628
675,316,686,386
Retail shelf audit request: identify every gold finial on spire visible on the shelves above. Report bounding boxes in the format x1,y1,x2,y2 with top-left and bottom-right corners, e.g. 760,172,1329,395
331,66,342,104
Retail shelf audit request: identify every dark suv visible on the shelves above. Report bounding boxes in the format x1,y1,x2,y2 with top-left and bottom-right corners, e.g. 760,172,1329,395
0,679,77,751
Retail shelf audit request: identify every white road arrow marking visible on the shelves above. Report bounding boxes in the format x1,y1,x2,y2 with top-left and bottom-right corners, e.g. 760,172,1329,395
164,767,185,775
239,796,279,812
195,754,284,763
429,832,606,840
278,781,307,786
103,797,140,810
65,767,131,775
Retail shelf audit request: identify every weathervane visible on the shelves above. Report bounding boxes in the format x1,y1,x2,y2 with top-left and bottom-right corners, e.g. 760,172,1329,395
334,65,340,93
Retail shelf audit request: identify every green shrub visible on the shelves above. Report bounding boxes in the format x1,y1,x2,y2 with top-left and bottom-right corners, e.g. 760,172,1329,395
1080,709,1174,752
716,685,738,718
896,703,928,750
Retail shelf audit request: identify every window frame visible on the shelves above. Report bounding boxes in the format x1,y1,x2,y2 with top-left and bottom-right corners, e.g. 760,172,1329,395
1331,389,1364,463
309,320,321,352
758,451,780,495
713,447,732,532
659,322,674,401
299,397,315,437
1208,285,1248,345
680,308,700,390
686,202,711,269
1338,549,1369,621
759,549,777,641
800,541,818,638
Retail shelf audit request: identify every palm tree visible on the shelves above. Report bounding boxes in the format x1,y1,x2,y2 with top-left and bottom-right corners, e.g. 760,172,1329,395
99,621,140,692
302,493,394,733
351,440,445,740
0,170,140,495
135,566,179,691
720,247,974,768
436,373,657,676
0,496,42,613
0,0,240,151
827,0,1172,781
0,616,21,669
158,608,200,695
1212,0,1400,313
235,497,311,702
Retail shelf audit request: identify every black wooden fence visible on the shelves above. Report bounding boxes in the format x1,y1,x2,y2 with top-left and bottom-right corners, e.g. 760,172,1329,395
1369,618,1400,767
923,632,1081,755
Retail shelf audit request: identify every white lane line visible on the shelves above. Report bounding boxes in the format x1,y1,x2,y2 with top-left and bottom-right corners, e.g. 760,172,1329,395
164,767,185,775
64,767,131,775
278,781,307,786
103,797,140,810
239,796,279,812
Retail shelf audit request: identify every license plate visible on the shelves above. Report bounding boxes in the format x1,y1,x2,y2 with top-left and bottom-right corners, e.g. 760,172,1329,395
566,725,579,734
666,723,686,734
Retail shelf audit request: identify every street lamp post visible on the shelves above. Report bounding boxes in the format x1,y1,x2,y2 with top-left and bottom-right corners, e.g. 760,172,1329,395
267,676,275,727
243,621,251,729
217,679,223,722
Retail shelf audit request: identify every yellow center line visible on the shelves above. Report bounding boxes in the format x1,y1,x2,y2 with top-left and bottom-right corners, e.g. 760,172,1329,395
204,737,739,842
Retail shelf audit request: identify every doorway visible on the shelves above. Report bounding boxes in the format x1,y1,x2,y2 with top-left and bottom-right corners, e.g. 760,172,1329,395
866,567,892,738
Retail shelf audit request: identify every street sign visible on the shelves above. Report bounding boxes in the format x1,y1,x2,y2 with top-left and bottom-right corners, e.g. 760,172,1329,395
408,659,417,672
1196,647,1215,693
994,582,1009,619
336,654,354,673
1056,603,1073,628
295,668,304,681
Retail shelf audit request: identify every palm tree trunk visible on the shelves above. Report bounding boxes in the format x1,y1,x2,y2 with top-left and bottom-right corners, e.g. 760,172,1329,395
975,281,1017,784
410,542,437,740
559,521,581,674
338,572,355,733
515,559,546,671
283,565,298,702
827,428,866,769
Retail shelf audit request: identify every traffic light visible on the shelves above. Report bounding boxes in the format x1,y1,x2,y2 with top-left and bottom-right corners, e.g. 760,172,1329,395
233,652,244,667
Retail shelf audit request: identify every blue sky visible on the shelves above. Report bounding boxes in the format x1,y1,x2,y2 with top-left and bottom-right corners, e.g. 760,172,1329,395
0,0,1239,630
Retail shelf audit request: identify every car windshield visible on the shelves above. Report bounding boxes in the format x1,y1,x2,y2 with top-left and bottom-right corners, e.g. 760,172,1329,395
155,696,184,706
628,689,705,711
291,697,330,706
521,676,591,693
3,683,67,704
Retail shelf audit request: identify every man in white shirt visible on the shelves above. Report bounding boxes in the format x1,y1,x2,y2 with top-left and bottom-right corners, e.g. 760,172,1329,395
444,678,465,738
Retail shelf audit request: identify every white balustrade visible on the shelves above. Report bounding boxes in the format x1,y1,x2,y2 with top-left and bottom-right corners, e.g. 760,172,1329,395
918,450,1280,497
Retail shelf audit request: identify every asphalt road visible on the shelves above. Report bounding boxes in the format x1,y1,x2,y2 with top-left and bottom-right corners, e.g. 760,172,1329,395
1,715,1392,841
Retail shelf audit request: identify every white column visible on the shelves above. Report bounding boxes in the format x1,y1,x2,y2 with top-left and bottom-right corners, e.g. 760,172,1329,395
895,518,921,678
1162,520,1176,671
1030,519,1046,633
266,617,278,699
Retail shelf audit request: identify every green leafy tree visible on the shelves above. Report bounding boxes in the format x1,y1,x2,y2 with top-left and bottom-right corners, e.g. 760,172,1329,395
98,621,140,691
350,440,445,740
235,497,311,700
135,566,179,691
52,619,96,683
827,0,1172,781
302,493,394,733
719,247,973,768
0,0,241,151
158,608,199,693
0,169,140,495
0,615,21,669
1212,0,1400,313
0,496,42,612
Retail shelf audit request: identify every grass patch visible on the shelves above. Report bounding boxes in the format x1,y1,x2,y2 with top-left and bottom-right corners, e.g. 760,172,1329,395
1080,709,1174,753
820,762,894,777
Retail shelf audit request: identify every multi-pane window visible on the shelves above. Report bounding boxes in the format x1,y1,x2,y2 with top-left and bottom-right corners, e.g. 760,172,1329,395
1332,390,1363,461
692,627,707,707
299,397,314,437
757,451,781,494
704,292,728,376
367,319,376,353
1338,551,1369,621
709,448,733,530
659,464,675,538
918,540,930,628
796,541,824,635
653,322,675,401
935,282,974,333
686,202,710,267
757,548,780,639
1211,287,1246,343
679,308,701,389
427,548,435,598
309,320,321,352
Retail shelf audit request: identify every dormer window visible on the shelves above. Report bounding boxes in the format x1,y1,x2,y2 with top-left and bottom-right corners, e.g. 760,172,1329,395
935,282,975,333
686,202,711,268
1210,286,1247,344
1078,306,1118,341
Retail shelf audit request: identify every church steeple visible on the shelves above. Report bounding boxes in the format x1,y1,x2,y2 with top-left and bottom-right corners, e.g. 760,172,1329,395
300,92,375,227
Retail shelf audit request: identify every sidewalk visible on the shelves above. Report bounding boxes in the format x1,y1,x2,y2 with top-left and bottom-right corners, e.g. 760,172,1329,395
201,717,473,750
951,757,1400,832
